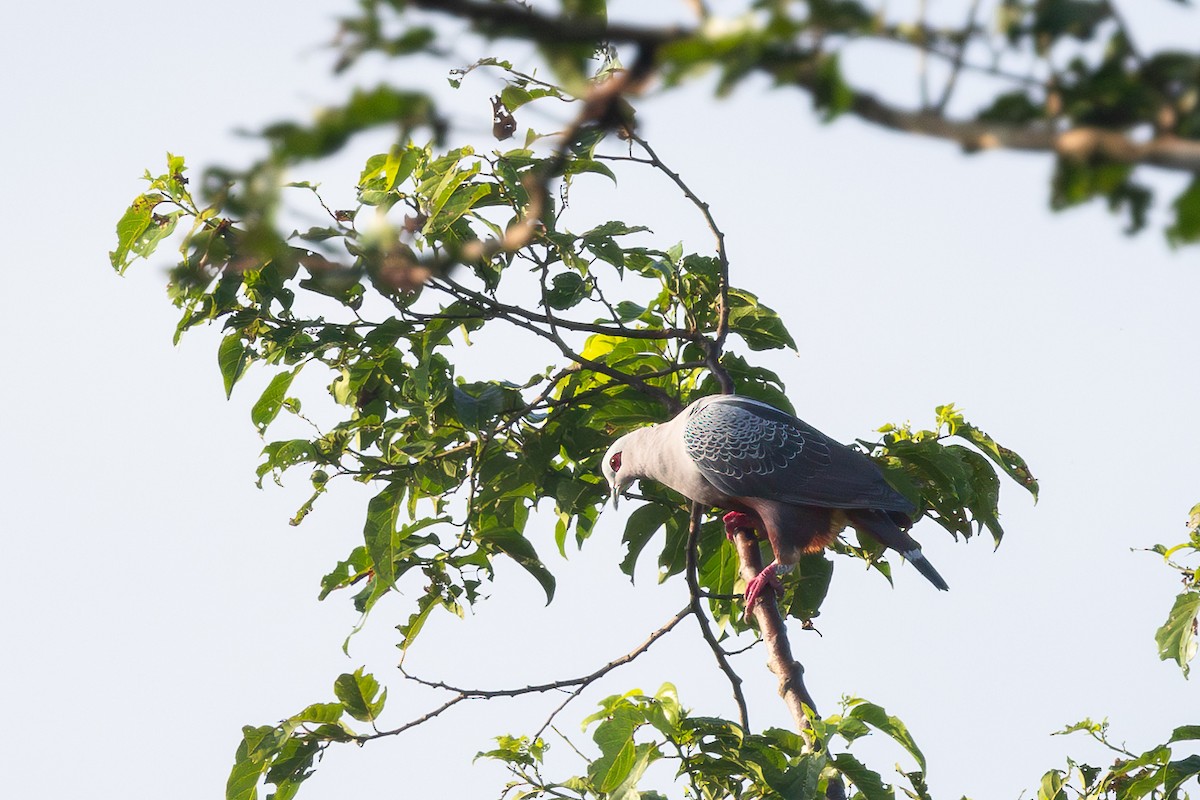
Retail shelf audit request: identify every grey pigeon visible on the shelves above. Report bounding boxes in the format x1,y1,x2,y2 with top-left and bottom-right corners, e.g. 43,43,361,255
602,394,948,617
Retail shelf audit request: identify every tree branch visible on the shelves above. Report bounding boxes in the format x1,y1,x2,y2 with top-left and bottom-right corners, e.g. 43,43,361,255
363,606,692,741
730,530,845,800
410,0,1200,173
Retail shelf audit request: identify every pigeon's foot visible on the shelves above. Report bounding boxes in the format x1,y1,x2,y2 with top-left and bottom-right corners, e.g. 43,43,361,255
742,561,794,620
723,511,759,541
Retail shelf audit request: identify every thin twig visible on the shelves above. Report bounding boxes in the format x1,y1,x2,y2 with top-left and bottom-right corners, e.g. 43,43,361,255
628,134,734,394
427,277,683,412
935,0,983,113
371,607,692,743
356,695,467,742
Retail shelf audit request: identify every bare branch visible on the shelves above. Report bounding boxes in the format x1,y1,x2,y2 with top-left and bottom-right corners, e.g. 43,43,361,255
365,607,692,742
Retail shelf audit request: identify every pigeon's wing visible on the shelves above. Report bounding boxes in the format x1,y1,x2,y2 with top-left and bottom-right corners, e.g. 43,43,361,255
683,396,914,514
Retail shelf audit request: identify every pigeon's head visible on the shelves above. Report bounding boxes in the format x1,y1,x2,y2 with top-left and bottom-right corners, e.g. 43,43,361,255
601,431,638,509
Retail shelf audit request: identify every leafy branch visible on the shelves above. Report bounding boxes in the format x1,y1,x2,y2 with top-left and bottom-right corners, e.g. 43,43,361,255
112,11,1064,800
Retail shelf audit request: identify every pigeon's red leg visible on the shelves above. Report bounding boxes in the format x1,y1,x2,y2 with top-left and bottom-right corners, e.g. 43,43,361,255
742,561,795,619
723,511,760,541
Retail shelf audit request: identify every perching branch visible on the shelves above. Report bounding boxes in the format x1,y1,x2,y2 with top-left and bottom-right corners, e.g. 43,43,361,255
730,528,847,800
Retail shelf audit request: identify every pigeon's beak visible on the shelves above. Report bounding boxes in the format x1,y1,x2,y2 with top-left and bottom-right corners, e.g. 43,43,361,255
610,485,620,510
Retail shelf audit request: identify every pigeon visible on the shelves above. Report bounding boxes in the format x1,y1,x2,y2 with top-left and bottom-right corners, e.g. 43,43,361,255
602,394,948,617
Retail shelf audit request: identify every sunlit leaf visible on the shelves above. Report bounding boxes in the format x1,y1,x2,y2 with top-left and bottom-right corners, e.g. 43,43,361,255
1156,590,1200,677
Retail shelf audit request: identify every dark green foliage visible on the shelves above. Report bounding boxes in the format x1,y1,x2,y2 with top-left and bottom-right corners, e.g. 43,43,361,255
479,689,937,800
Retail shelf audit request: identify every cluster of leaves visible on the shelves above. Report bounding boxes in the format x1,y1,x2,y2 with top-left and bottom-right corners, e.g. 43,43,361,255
991,3,1200,239
227,668,386,800
871,404,1039,548
1034,718,1200,800
481,686,933,800
1152,502,1200,678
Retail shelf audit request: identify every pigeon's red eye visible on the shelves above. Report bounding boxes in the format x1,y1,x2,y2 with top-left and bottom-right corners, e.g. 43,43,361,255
609,453,622,472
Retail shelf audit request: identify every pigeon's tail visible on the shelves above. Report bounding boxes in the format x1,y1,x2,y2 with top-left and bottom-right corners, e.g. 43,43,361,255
849,509,950,591
900,548,950,591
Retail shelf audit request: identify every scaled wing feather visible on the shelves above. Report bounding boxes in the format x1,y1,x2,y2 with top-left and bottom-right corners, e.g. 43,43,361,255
683,396,914,514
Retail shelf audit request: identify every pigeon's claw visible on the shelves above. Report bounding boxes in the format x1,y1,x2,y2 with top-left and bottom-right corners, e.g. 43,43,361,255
742,560,793,620
723,511,759,541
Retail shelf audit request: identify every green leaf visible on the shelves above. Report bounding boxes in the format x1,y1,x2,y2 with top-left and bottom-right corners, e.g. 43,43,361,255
252,367,301,434
1164,755,1200,797
726,289,797,351
110,192,162,273
478,527,556,603
597,739,637,793
774,753,827,800
1170,725,1200,743
264,737,318,787
1037,769,1066,800
1156,590,1200,677
292,703,344,724
619,503,673,578
384,144,420,191
955,423,1039,501
227,727,274,800
609,744,657,800
219,333,250,399
334,668,386,723
847,701,927,772
500,84,534,111
363,483,405,589
545,271,588,310
396,588,441,651
427,183,492,234
1168,178,1200,246
812,53,855,120
830,752,892,800
779,552,834,621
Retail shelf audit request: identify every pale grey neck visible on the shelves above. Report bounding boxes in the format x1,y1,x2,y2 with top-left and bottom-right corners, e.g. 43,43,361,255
626,421,681,483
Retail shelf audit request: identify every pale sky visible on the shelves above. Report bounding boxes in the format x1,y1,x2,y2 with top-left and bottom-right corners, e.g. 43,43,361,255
2,3,1198,799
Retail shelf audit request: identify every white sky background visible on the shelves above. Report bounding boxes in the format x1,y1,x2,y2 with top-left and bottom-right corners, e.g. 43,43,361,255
1,2,1198,798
